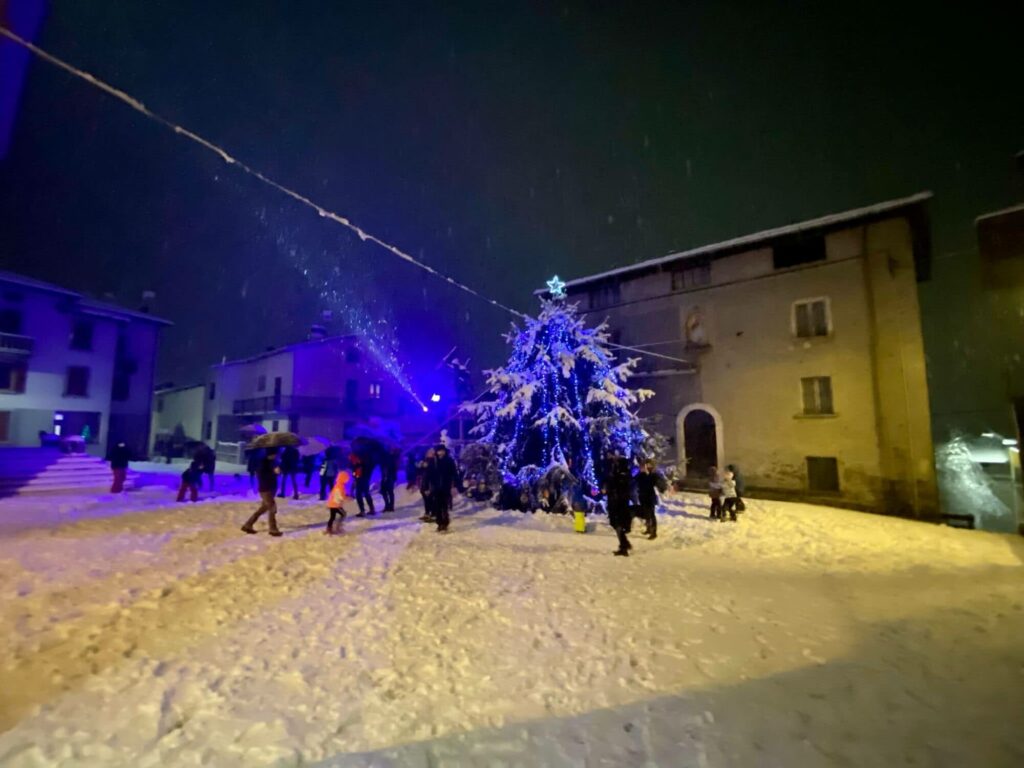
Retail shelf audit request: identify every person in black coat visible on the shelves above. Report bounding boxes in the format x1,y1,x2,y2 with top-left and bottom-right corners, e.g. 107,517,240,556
425,444,458,532
603,453,634,556
194,444,216,491
380,448,399,512
241,448,282,536
108,441,131,493
635,460,662,539
278,445,301,500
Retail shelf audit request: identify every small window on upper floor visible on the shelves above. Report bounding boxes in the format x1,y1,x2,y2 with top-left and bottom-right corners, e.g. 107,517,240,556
793,298,831,338
0,362,27,393
345,347,361,364
257,374,267,392
369,382,382,399
70,319,94,351
671,263,710,291
588,284,620,311
773,235,826,270
65,366,90,397
209,382,216,401
801,376,834,415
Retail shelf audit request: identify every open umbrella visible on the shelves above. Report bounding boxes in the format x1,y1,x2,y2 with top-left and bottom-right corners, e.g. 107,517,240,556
248,431,302,449
298,436,329,457
239,423,267,437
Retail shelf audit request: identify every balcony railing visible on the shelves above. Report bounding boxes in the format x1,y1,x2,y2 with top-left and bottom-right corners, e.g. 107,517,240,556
232,395,379,416
0,332,33,355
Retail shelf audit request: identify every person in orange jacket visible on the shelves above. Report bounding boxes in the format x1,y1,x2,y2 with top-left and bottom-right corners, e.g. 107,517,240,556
324,469,352,535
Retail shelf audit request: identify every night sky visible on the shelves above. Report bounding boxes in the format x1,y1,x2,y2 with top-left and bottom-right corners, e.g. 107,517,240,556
1,1,1021,417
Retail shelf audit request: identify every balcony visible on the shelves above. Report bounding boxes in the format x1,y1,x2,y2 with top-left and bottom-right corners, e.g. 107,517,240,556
0,332,33,356
233,395,368,416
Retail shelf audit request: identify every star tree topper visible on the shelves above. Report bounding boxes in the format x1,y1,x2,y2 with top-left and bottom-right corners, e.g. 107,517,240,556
546,275,567,299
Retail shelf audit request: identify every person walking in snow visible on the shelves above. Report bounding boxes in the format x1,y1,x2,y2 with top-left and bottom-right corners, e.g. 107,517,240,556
604,453,634,556
708,466,724,520
726,463,746,513
349,450,375,516
636,460,661,539
241,448,282,536
405,450,419,491
278,444,301,500
319,445,340,501
379,447,399,512
323,469,352,535
108,440,131,493
722,468,739,522
301,452,317,490
176,460,202,503
425,443,458,532
194,443,216,491
417,447,436,522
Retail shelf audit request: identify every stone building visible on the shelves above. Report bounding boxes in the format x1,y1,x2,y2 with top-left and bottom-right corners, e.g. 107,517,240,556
556,193,938,517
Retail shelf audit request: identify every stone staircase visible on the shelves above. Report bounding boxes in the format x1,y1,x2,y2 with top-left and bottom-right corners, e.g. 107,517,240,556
0,447,137,495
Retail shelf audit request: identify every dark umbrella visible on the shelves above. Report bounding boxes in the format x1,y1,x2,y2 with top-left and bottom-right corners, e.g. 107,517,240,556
248,431,303,449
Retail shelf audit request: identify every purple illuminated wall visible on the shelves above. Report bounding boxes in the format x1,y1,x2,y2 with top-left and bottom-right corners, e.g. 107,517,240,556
0,0,46,159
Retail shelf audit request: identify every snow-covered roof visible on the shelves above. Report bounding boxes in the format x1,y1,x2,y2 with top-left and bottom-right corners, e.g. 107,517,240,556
0,269,171,325
975,203,1024,224
0,269,80,298
213,334,358,368
551,192,933,291
80,298,172,326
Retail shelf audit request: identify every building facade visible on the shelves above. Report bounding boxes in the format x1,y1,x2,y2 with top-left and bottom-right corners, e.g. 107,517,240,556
0,270,169,456
558,194,938,517
200,333,451,453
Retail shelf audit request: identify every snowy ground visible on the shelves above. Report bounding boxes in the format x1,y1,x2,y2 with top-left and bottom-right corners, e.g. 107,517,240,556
0,482,1022,767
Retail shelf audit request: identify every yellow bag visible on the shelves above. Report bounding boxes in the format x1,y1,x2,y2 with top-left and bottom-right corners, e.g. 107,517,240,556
573,510,587,533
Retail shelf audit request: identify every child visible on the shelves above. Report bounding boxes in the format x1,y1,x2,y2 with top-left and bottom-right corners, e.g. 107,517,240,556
708,466,723,520
177,460,202,503
722,468,739,522
324,469,351,535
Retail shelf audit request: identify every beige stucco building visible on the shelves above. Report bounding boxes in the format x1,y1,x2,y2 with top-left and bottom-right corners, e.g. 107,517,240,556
559,193,938,517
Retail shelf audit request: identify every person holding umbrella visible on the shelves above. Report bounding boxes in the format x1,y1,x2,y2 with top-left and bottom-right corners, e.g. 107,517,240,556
241,447,282,536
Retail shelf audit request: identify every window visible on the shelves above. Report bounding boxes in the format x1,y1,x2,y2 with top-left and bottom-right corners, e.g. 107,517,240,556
0,362,27,393
588,283,620,310
0,411,10,441
70,319,94,351
345,348,361,364
773,235,826,270
257,374,267,392
671,263,711,291
209,382,216,401
156,397,164,413
204,421,212,440
807,456,840,492
112,371,131,402
369,382,382,399
271,419,280,432
0,308,23,335
801,376,834,415
793,298,831,338
65,366,90,397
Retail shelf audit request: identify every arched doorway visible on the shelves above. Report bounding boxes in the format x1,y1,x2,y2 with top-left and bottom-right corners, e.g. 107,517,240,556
676,404,723,478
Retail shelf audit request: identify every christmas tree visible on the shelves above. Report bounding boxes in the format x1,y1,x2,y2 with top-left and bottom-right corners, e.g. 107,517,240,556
465,281,654,493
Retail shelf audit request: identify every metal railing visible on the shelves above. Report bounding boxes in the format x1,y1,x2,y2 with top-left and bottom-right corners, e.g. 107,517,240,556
0,332,33,355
